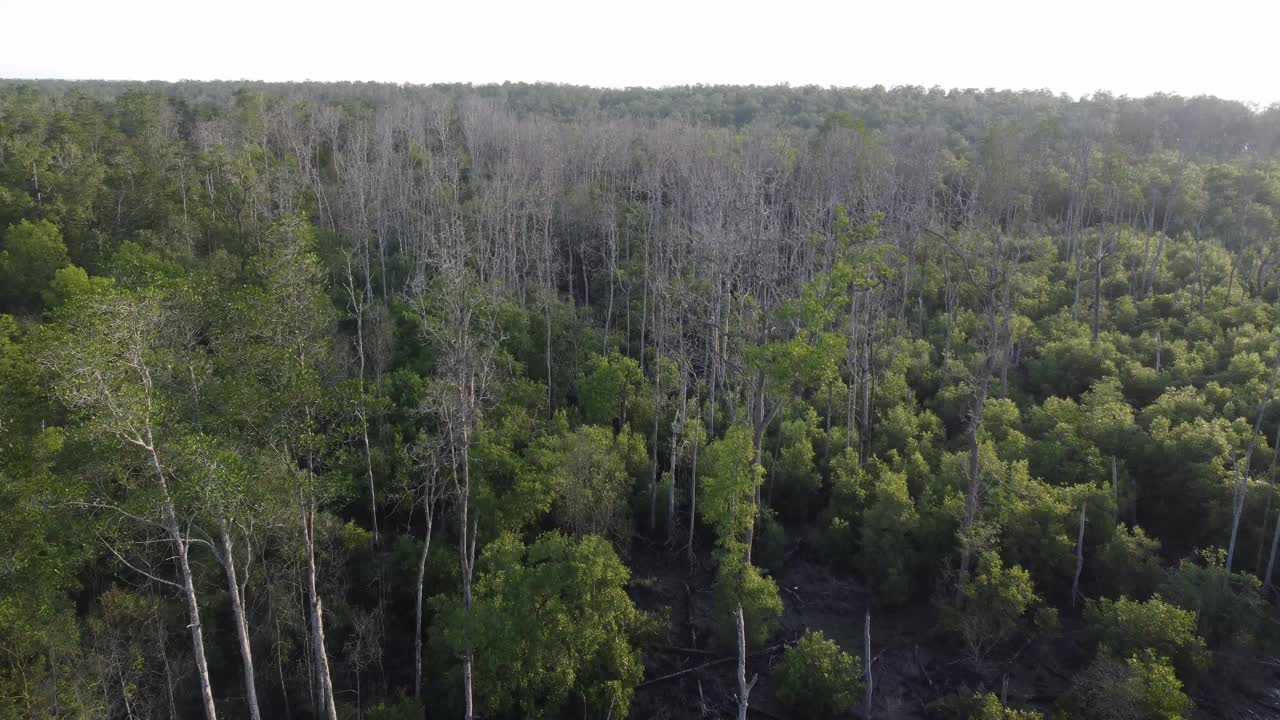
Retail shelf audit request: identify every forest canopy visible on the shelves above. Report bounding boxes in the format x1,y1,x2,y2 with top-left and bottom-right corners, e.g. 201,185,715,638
1,80,1280,719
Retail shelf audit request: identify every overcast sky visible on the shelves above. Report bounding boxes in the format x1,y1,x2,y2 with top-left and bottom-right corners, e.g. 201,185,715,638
3,0,1276,106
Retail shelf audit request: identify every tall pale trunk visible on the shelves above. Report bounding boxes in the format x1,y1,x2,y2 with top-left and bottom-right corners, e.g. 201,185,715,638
219,523,261,720
146,433,218,720
1225,348,1280,584
735,605,755,720
302,497,338,720
1071,501,1087,607
414,504,434,703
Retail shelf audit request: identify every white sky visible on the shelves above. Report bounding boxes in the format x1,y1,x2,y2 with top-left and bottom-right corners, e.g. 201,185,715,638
2,0,1277,106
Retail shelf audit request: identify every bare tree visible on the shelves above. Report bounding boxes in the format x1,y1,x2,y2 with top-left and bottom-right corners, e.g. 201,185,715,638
411,229,500,720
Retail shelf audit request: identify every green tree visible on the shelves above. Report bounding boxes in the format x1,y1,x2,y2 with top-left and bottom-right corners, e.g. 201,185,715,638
1094,525,1164,599
774,631,862,720
1063,652,1194,720
700,423,764,556
533,422,647,546
1084,596,1210,680
713,558,783,652
946,551,1052,671
443,531,646,719
0,219,70,311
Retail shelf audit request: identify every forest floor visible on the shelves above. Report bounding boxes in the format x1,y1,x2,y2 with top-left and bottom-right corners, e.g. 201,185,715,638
624,533,1280,720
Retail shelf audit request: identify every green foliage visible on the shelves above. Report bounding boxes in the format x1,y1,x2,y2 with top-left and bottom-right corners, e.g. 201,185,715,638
577,350,646,428
1094,525,1164,599
774,631,862,720
1084,596,1209,680
771,406,822,520
0,219,70,311
946,551,1052,670
700,423,763,554
444,532,645,719
1063,652,1194,720
859,459,920,605
714,559,783,651
755,511,787,577
7,81,1280,717
532,422,647,546
1158,549,1268,653
927,691,1045,719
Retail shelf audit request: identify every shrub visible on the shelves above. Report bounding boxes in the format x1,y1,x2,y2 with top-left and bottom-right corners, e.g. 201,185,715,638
1084,596,1210,680
1094,524,1164,599
774,631,861,720
946,551,1048,671
1063,651,1193,720
714,558,783,651
927,691,1044,719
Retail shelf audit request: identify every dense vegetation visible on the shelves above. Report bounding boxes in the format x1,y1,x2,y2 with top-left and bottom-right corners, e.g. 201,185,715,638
2,80,1280,720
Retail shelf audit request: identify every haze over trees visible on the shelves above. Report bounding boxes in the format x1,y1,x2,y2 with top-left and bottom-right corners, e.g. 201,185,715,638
2,79,1280,719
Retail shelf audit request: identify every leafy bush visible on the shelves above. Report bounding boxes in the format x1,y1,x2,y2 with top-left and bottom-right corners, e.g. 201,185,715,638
714,558,783,651
441,531,646,719
945,551,1052,671
1158,549,1268,653
1084,596,1209,680
774,631,861,720
1062,651,1193,720
1094,524,1164,599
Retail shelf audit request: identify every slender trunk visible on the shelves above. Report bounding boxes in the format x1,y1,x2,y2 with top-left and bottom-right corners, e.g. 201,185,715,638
1071,501,1087,606
1256,424,1280,573
688,404,702,565
414,500,434,703
303,499,339,720
1072,237,1084,322
458,427,476,720
1225,348,1280,585
1111,456,1119,515
1146,233,1167,296
650,321,663,533
220,524,261,720
1264,503,1280,598
545,301,553,417
667,368,687,545
1226,255,1238,306
1091,243,1105,345
1155,330,1162,372
958,370,991,600
864,610,873,719
735,605,755,720
147,437,218,720
823,381,833,469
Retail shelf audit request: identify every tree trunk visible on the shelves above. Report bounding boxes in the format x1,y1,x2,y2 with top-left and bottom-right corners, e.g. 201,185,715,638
220,524,261,720
1091,244,1104,345
1264,506,1280,599
458,429,476,720
1256,424,1280,574
735,605,755,720
957,371,990,600
668,367,688,545
414,502,434,703
1111,456,1119,515
303,499,339,720
650,321,663,534
864,610,873,719
1225,348,1280,585
1071,501,1087,607
147,438,218,720
688,404,702,565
